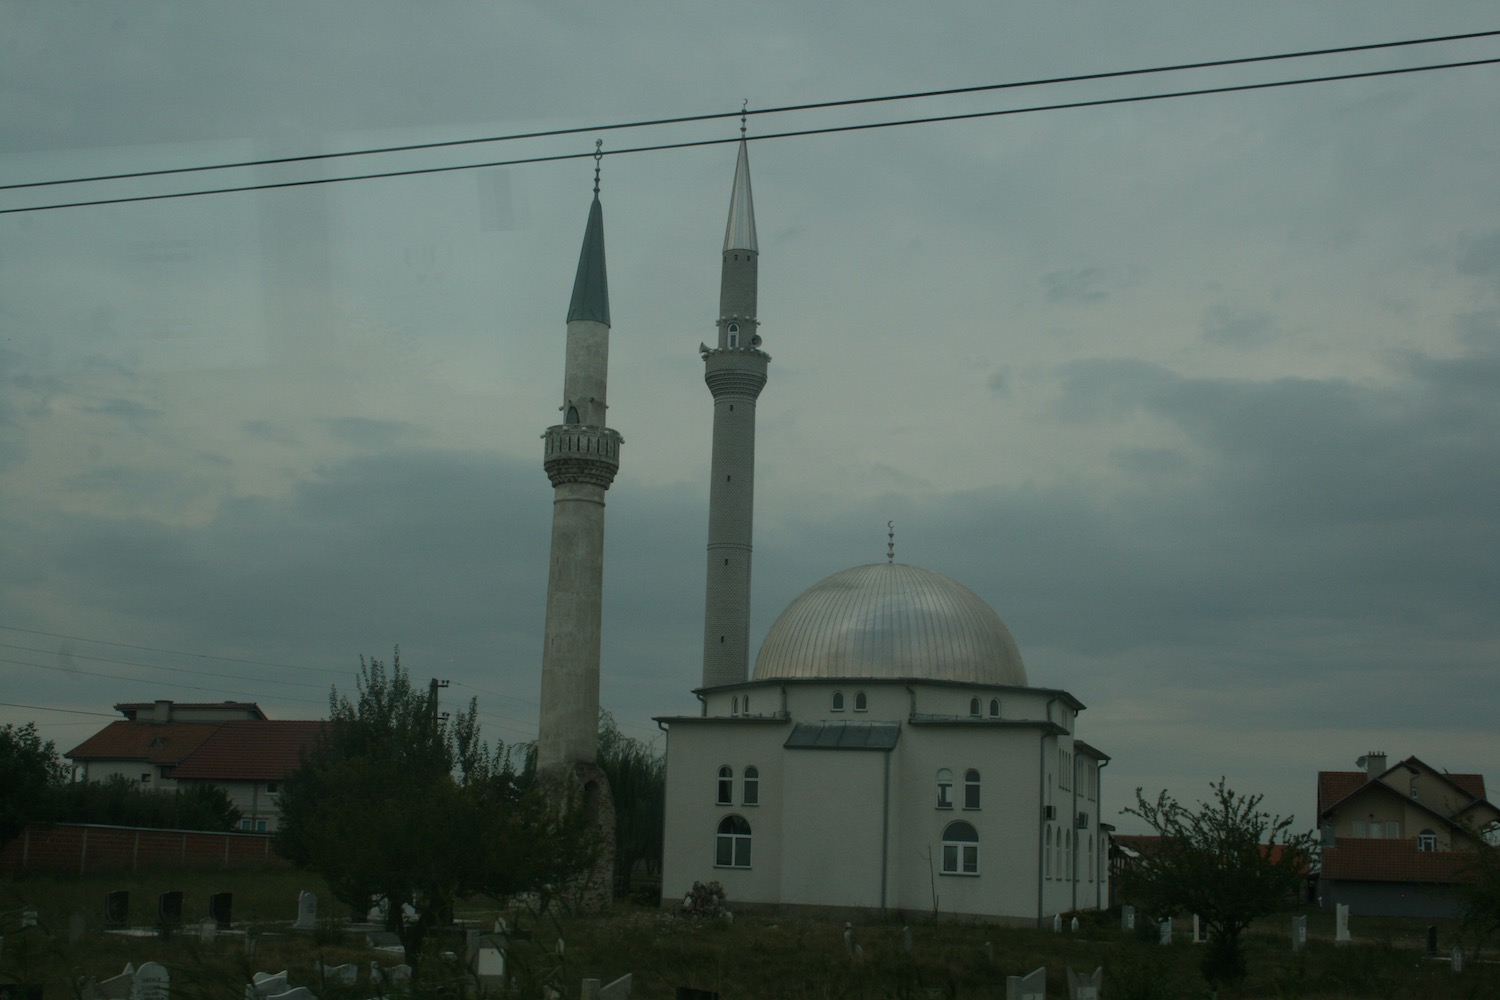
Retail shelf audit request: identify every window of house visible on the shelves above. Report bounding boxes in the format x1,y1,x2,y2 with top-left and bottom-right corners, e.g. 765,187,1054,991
1088,834,1095,881
963,769,981,810
266,781,278,794
1352,820,1367,838
717,766,733,805
854,691,867,712
988,698,1000,718
715,815,752,868
239,818,252,831
936,768,954,809
158,766,171,779
832,691,845,712
1418,829,1437,852
1385,821,1400,839
968,697,981,717
940,821,979,875
140,773,150,783
1064,829,1072,880
1045,827,1053,878
255,820,267,833
743,766,759,806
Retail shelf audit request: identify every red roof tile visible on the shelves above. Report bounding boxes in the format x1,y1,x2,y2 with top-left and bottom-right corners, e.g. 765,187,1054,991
1318,771,1369,816
66,722,223,765
169,721,327,781
1321,839,1478,885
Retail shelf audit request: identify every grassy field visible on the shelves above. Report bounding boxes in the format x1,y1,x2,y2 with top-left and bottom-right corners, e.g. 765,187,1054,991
2,869,1497,999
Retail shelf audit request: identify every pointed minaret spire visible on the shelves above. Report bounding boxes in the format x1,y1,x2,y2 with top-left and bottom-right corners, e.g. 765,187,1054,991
700,125,770,690
538,146,622,777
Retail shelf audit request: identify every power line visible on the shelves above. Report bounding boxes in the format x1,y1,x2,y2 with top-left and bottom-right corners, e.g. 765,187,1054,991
4,55,1498,217
0,654,330,708
3,28,1497,194
0,623,347,675
0,641,336,691
0,701,120,719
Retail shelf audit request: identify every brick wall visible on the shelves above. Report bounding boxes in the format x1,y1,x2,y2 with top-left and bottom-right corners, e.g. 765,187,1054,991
0,823,289,875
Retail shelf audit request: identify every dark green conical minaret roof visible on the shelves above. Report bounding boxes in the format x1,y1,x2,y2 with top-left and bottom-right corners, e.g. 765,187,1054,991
567,195,610,327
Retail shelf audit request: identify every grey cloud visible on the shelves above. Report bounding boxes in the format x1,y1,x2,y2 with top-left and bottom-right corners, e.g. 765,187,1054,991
1457,229,1500,279
319,417,420,450
1202,303,1275,349
84,398,163,420
1042,267,1110,304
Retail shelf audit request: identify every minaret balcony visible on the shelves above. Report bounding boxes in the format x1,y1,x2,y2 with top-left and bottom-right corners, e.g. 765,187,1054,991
543,425,623,488
704,347,770,400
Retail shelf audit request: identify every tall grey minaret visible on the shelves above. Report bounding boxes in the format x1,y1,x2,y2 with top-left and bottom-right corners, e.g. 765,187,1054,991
701,137,769,688
537,158,621,777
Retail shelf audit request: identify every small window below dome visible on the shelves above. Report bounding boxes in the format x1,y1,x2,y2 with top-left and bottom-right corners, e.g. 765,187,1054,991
936,768,954,809
968,697,981,718
988,698,1000,718
854,691,868,712
832,691,845,712
731,696,739,717
743,694,750,714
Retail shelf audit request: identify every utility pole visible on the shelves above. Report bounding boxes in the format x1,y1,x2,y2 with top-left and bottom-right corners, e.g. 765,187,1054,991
429,678,449,725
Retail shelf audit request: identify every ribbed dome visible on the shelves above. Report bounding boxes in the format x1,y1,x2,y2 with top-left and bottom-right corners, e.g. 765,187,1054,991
752,563,1027,685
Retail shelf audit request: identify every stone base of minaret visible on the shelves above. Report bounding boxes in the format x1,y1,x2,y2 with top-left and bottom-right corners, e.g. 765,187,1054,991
537,761,616,913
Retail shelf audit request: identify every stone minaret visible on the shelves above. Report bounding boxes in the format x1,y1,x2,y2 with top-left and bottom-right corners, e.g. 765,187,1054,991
537,155,622,777
701,137,769,688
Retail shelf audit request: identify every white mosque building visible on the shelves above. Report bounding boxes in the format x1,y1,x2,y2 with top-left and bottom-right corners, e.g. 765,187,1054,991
656,136,1110,924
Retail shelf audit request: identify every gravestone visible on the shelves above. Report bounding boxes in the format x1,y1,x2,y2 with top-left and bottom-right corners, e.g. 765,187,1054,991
1292,914,1307,952
1005,966,1046,1000
197,919,216,943
1334,903,1351,946
371,964,411,987
20,907,38,928
901,926,912,954
582,975,633,1000
1191,913,1204,943
674,990,718,1000
1121,905,1136,931
1425,924,1437,957
1069,916,1079,933
316,961,358,986
1066,966,1102,1000
69,912,88,944
1158,919,1172,945
157,892,183,928
247,971,288,999
209,893,233,929
475,943,506,987
104,891,129,929
1052,913,1062,933
133,961,170,1000
85,964,135,1000
266,989,315,1000
293,891,317,930
1451,947,1463,973
983,941,994,964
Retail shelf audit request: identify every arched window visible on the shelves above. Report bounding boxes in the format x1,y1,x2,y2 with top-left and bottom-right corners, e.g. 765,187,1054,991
716,815,752,868
1065,829,1072,880
1418,829,1438,852
832,691,845,712
1088,834,1095,881
565,405,580,424
727,323,740,347
716,766,733,805
743,694,750,714
968,697,981,717
1046,827,1053,878
854,691,868,712
936,768,954,809
964,769,981,810
743,766,760,806
941,821,979,875
988,698,1000,718
731,696,739,717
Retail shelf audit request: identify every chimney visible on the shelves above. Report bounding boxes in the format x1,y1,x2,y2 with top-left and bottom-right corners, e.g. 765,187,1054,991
150,700,173,724
1365,752,1386,780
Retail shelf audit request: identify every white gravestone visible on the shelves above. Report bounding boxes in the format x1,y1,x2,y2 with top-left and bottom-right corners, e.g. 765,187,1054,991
475,945,506,986
1159,919,1172,945
246,971,288,1000
1191,914,1204,943
134,961,171,1000
1066,966,1102,1000
267,990,316,1000
1292,914,1307,951
85,964,136,1000
316,961,357,985
1122,905,1136,931
1451,947,1463,973
198,918,217,943
901,926,912,954
1335,903,1351,945
1052,913,1062,933
1006,966,1046,1000
294,891,318,930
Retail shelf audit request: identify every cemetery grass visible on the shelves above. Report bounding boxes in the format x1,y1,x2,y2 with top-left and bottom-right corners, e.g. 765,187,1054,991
3,870,1499,998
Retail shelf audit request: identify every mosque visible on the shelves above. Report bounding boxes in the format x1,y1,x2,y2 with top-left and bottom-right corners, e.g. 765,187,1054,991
533,132,1109,923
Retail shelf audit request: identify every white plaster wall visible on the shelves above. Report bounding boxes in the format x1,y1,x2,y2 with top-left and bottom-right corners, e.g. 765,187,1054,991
779,749,887,909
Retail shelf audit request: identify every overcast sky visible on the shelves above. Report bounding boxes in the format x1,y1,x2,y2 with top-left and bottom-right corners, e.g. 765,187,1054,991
2,3,1497,833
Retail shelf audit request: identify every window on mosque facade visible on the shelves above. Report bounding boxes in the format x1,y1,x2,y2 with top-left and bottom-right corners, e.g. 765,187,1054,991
988,698,1000,718
941,821,978,875
936,768,954,809
731,696,739,717
717,766,733,805
963,769,981,810
832,691,845,712
854,691,867,712
743,766,759,806
1046,827,1053,878
716,815,752,868
968,697,981,717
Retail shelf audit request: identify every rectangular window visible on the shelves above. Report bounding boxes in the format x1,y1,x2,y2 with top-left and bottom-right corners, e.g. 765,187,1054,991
1352,820,1367,838
716,838,734,867
266,781,279,794
734,838,751,867
140,773,151,783
1385,821,1400,839
1418,832,1437,852
239,819,251,831
962,845,978,875
254,820,268,833
943,844,958,872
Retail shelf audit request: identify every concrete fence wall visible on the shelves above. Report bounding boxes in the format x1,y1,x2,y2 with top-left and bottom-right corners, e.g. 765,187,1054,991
0,823,288,875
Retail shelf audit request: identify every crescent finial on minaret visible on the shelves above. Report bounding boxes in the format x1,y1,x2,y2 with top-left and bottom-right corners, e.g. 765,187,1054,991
888,521,895,563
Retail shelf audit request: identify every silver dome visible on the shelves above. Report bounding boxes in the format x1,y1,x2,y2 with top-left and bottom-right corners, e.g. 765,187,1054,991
752,563,1027,685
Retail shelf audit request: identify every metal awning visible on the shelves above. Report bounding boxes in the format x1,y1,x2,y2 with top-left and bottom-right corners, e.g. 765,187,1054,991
784,722,900,751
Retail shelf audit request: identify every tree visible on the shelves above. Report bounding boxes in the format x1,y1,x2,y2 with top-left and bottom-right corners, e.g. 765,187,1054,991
0,722,67,846
595,712,664,897
1122,778,1314,987
48,776,241,831
1458,822,1500,946
276,653,598,969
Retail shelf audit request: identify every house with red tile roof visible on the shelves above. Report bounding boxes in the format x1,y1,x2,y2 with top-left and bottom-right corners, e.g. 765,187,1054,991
1317,752,1500,918
66,701,326,832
